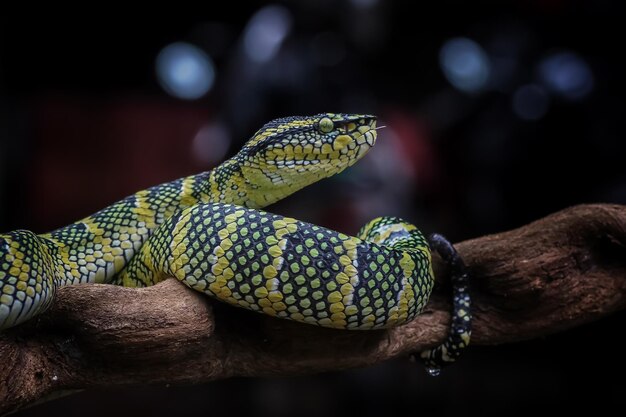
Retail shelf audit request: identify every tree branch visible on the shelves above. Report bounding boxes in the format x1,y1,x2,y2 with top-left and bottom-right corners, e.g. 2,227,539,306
1,204,625,414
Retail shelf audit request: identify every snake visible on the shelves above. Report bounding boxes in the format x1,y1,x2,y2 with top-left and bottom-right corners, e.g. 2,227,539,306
0,113,471,373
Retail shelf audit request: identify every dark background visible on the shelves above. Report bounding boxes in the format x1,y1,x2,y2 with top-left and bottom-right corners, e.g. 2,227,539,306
1,1,625,415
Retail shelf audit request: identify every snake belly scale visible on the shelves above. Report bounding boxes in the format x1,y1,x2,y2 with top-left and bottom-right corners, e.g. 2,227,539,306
0,113,471,371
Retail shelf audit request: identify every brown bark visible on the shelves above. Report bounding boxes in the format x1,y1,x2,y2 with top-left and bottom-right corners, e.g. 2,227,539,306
1,204,625,414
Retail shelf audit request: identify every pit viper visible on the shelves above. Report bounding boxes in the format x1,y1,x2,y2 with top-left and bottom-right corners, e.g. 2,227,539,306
0,113,470,373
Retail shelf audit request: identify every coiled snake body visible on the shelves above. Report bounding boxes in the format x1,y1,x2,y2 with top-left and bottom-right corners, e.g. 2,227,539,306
0,113,470,372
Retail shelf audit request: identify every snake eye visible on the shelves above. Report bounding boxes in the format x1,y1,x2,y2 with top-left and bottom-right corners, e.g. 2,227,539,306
318,117,334,133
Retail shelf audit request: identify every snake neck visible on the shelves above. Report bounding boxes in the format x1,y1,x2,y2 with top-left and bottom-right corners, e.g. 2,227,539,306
212,157,331,209
38,158,261,288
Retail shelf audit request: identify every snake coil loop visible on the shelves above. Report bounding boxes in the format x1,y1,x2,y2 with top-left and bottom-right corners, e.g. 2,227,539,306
0,113,471,373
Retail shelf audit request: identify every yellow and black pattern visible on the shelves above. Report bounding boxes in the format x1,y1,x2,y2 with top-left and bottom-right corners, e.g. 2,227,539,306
118,204,433,329
418,233,471,375
0,112,471,372
0,113,378,329
0,231,57,326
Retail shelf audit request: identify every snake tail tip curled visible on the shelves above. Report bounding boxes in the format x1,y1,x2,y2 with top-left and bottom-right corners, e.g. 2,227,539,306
412,233,472,376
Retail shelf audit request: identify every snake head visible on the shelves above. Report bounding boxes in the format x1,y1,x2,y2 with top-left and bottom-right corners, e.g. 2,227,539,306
237,113,377,207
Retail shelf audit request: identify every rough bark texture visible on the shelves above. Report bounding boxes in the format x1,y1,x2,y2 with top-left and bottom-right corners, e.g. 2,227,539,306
1,204,625,414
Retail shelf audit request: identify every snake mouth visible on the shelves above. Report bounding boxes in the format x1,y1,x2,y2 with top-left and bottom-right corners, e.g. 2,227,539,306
365,127,377,147
353,118,377,158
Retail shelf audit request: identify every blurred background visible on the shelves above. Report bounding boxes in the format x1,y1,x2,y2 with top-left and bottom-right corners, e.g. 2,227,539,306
1,0,625,415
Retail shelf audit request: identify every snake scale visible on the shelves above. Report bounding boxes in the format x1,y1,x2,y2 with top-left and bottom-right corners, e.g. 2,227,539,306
0,113,470,373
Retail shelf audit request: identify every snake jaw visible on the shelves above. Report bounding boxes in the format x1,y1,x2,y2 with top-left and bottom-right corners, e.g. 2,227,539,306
365,130,377,146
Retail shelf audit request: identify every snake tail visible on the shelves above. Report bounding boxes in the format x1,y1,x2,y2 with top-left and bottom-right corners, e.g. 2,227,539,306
117,203,435,330
416,233,471,376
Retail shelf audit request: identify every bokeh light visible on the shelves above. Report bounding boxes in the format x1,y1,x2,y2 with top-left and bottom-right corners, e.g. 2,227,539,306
191,122,231,166
439,37,491,93
512,84,550,121
539,51,594,100
243,5,292,63
155,42,215,100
